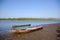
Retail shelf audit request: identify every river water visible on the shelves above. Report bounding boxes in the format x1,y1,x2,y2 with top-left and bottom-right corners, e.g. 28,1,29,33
0,20,60,31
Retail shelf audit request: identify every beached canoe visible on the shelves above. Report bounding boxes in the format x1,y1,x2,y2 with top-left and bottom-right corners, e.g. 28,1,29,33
10,26,43,33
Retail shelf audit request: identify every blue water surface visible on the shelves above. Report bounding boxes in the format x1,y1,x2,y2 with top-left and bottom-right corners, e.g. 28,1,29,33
0,20,60,31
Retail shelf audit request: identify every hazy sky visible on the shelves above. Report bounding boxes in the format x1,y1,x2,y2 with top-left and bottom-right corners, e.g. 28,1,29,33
0,0,60,18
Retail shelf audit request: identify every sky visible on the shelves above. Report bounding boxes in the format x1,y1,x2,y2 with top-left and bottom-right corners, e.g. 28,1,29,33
0,0,60,18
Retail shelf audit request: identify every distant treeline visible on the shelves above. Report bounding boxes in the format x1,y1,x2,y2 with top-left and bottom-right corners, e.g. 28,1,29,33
0,18,60,20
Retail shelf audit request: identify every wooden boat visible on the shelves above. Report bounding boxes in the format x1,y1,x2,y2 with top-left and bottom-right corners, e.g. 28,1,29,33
10,25,43,33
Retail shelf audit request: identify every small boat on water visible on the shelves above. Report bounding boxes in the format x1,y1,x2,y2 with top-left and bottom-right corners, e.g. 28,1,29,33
10,24,43,33
12,24,31,28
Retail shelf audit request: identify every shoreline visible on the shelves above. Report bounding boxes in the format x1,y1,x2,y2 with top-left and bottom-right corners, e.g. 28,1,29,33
0,23,60,40
0,18,60,20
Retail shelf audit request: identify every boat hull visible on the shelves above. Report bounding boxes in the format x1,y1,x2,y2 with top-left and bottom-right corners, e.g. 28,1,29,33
10,26,43,33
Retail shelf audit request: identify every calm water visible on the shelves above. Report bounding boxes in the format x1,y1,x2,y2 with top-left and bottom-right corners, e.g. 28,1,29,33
0,20,60,31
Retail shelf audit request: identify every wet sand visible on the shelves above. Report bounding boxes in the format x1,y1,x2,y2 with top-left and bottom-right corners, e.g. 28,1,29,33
0,23,60,40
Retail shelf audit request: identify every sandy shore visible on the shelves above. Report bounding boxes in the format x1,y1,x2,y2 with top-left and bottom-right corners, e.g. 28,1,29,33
0,23,60,40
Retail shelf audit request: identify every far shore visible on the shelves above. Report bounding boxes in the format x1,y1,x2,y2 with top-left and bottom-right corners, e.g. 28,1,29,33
0,18,60,20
